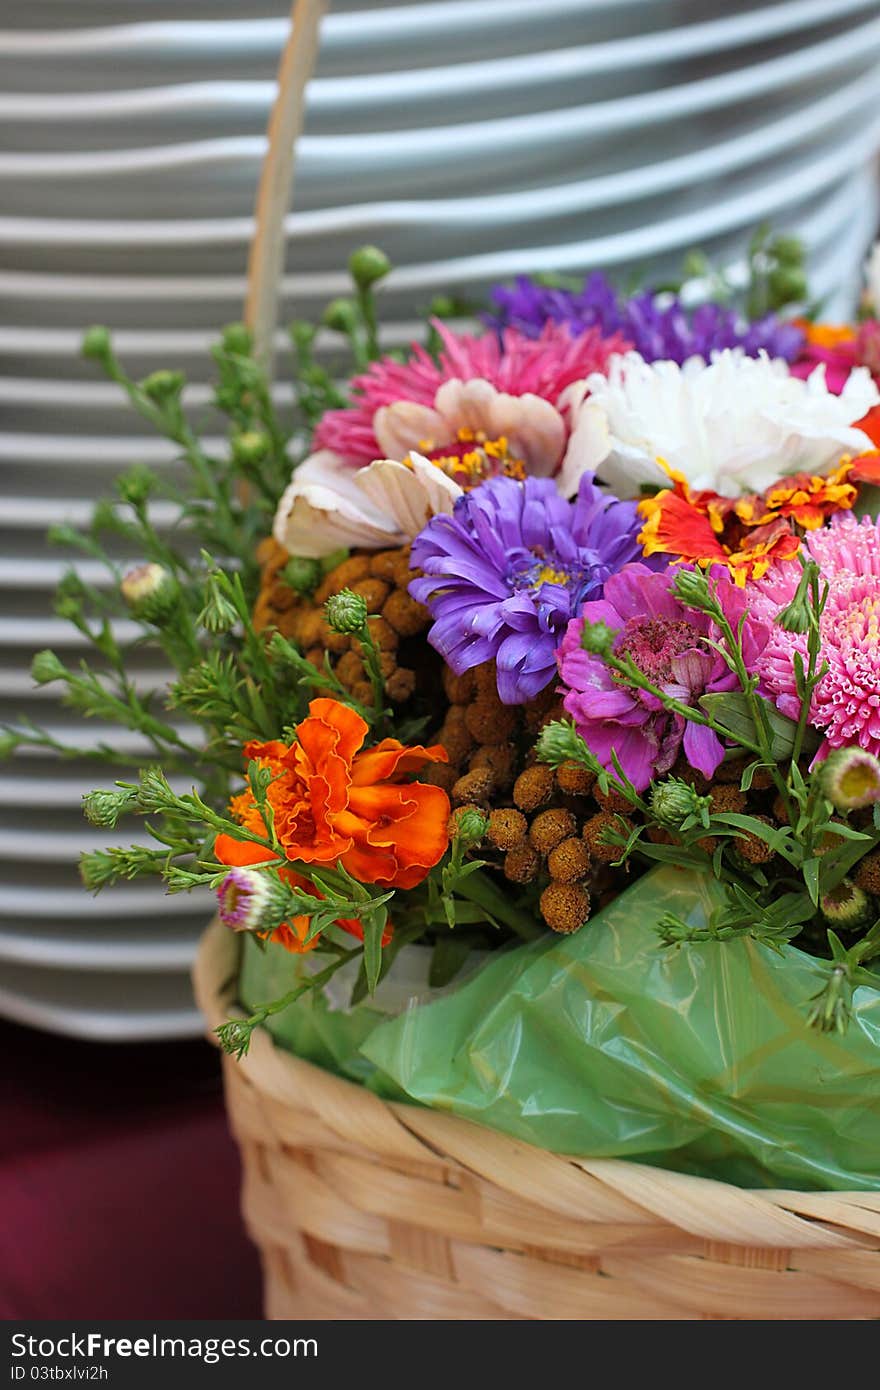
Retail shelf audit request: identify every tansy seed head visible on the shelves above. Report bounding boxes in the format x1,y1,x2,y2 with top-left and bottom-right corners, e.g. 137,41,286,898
540,881,591,934
325,588,369,635
819,747,880,811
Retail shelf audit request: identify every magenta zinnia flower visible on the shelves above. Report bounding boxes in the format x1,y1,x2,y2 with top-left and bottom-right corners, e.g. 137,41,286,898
748,512,880,758
557,564,770,790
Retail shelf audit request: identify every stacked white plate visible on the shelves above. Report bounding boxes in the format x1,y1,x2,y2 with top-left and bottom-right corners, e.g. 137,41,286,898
3,0,880,1040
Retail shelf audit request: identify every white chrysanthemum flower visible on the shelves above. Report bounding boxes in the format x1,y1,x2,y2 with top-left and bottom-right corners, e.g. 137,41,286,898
567,349,879,501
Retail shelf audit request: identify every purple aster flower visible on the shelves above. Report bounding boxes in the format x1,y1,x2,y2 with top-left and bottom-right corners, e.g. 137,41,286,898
408,473,645,704
557,563,771,791
486,272,804,366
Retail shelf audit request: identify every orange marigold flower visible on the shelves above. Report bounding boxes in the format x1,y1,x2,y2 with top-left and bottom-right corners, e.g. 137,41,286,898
639,459,863,583
215,697,451,893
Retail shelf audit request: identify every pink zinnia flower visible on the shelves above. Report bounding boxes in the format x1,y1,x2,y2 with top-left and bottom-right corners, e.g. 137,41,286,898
748,512,880,758
273,320,629,558
557,563,770,791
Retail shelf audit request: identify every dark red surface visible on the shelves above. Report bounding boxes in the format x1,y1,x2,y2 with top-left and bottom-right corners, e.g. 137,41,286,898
0,1021,263,1320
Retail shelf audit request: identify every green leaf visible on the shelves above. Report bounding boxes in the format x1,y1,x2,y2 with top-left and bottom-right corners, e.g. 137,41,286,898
361,906,387,994
428,936,474,989
803,857,821,907
700,692,818,759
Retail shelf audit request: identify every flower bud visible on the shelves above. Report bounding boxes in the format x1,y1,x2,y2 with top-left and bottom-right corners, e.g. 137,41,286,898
579,618,618,657
215,1019,254,1058
116,465,157,508
449,805,489,848
650,778,706,830
136,766,176,814
322,298,359,334
30,649,67,686
820,879,875,932
534,719,590,768
81,325,111,361
121,563,179,624
217,866,285,934
349,244,391,290
776,570,814,634
221,323,252,356
325,587,368,635
770,234,804,267
819,747,880,811
198,573,238,634
767,265,808,308
231,430,270,468
670,566,713,612
140,369,185,403
282,555,322,596
82,786,138,829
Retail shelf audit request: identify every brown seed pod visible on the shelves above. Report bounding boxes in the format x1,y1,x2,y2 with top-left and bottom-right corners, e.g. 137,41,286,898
469,743,517,790
382,588,430,637
368,548,405,581
503,842,541,884
539,882,591,934
486,807,528,851
582,811,631,863
547,836,590,883
442,666,477,705
350,577,391,611
334,650,366,687
529,808,577,854
437,705,475,767
593,783,632,816
708,784,747,815
385,667,417,703
452,767,496,806
512,764,555,812
854,849,880,894
313,554,372,604
464,695,518,745
554,760,596,796
735,815,776,864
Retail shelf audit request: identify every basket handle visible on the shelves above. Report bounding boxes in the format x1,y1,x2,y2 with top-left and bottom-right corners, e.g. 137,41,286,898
244,0,327,372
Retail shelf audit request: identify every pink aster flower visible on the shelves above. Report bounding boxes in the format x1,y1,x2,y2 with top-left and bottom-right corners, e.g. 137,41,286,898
274,320,629,558
557,563,770,791
748,512,880,758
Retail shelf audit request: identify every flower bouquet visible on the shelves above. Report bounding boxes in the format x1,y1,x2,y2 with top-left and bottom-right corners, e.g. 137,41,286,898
9,230,880,1319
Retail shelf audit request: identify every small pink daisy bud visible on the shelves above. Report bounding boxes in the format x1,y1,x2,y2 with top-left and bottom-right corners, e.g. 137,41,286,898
818,747,880,811
217,867,282,934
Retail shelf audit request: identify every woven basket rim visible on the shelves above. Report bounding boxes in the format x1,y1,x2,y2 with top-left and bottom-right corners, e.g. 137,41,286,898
194,918,880,1253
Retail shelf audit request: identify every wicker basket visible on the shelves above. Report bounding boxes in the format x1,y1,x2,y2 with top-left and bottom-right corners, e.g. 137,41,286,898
194,920,880,1320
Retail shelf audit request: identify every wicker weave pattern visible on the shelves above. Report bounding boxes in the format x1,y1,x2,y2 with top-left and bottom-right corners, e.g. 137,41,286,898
195,921,880,1320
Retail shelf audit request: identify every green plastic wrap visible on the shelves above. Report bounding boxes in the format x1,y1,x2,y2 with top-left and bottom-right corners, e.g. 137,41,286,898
241,865,880,1191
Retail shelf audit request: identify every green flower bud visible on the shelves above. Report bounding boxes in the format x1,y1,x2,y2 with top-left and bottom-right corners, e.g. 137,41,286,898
349,244,392,290
452,806,490,847
231,430,270,467
767,265,808,307
770,234,804,267
215,1019,254,1059
82,786,139,829
30,649,67,686
140,369,185,403
120,563,179,624
221,323,252,356
115,465,158,508
650,778,707,830
0,731,19,758
198,572,238,634
136,767,176,815
819,747,880,811
776,568,815,634
281,555,322,596
322,298,359,334
325,587,368,635
820,879,875,932
216,866,287,935
534,719,591,768
80,849,120,893
81,325,112,361
289,321,316,355
428,295,458,319
670,566,714,613
579,618,618,657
